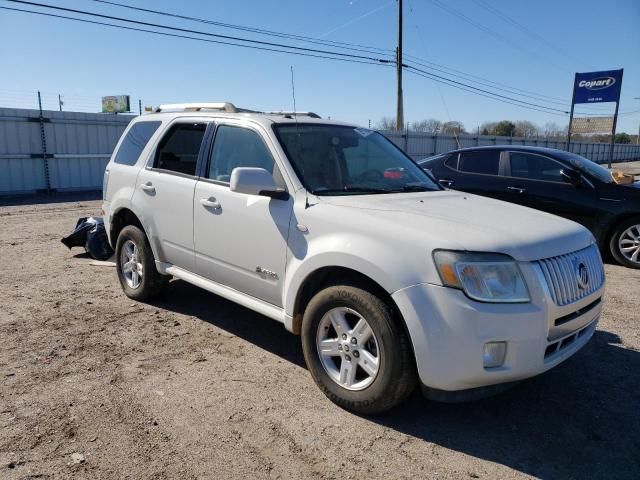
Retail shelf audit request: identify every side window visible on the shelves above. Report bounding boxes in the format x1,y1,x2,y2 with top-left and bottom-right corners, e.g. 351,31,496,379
458,151,500,175
509,153,564,182
444,154,458,170
154,123,207,176
114,121,161,166
208,125,280,185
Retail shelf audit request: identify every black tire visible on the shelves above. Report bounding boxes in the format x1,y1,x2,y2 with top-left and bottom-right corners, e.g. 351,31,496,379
609,217,640,269
301,285,417,415
115,225,168,301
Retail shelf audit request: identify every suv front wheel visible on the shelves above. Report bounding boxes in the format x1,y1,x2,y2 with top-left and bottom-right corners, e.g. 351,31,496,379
115,225,168,300
301,285,417,415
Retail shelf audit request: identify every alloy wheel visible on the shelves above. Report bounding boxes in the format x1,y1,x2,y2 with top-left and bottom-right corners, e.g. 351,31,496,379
618,224,640,265
316,307,380,391
120,239,143,289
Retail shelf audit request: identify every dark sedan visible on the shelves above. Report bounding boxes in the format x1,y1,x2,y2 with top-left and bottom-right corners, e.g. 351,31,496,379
420,146,640,268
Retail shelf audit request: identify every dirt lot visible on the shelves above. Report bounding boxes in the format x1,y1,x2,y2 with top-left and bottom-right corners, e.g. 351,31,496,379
1,199,639,480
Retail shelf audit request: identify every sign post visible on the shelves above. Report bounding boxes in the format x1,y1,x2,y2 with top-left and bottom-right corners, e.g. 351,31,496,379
566,69,623,168
566,73,578,150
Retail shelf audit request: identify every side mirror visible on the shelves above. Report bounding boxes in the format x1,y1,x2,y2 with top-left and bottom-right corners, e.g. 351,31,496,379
230,167,288,200
560,168,582,186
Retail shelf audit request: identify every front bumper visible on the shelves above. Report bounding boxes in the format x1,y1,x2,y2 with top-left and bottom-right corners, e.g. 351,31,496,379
392,261,604,392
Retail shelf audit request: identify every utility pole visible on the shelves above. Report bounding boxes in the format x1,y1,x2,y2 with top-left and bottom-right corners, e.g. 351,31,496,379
58,94,63,112
635,97,640,145
395,0,404,131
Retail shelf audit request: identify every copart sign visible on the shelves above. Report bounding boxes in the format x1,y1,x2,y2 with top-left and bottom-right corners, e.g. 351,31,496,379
573,70,623,104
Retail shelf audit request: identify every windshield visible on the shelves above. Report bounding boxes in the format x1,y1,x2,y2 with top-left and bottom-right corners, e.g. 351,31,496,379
274,124,441,195
561,152,614,184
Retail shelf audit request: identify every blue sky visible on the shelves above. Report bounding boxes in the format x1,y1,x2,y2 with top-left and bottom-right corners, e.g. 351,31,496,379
1,0,639,133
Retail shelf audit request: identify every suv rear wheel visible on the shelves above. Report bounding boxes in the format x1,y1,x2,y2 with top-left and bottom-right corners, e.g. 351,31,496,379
610,217,640,269
301,285,416,415
116,225,168,300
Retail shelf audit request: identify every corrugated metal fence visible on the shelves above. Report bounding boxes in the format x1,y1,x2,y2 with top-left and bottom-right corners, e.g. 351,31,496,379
0,107,133,194
1,107,639,195
382,130,640,163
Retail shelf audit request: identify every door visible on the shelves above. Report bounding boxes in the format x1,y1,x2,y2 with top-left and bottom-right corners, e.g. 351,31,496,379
502,151,599,230
441,150,512,201
132,120,208,271
193,123,293,307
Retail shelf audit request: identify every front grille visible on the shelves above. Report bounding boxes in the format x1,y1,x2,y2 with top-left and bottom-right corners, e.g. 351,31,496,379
536,244,604,306
544,318,597,360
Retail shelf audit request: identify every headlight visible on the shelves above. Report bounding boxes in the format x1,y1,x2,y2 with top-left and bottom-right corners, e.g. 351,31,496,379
433,251,530,303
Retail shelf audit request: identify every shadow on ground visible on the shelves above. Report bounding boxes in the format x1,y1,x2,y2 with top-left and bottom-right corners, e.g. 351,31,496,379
0,190,101,206
152,279,640,479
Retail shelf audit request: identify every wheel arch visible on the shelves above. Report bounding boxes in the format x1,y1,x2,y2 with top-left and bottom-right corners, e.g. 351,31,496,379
288,266,416,362
109,207,145,248
604,213,640,247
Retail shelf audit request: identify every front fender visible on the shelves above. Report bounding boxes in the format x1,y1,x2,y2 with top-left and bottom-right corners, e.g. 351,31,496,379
282,230,433,316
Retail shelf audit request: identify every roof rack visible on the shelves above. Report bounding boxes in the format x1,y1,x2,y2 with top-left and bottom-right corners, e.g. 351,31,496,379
152,104,321,118
266,111,321,119
154,102,255,113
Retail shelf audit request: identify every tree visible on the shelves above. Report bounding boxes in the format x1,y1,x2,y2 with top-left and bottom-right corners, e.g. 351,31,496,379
614,132,631,144
514,120,539,138
375,117,396,130
441,121,466,135
479,121,498,135
543,122,566,139
413,118,442,133
493,120,516,137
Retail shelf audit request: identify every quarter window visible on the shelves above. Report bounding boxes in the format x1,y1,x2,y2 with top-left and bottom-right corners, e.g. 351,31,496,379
509,152,564,182
154,123,207,176
114,121,161,166
208,125,280,185
458,151,500,175
444,154,458,170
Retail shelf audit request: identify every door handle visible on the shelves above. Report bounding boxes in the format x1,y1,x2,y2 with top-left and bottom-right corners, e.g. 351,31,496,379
439,179,454,187
507,186,526,194
140,182,155,193
200,197,221,209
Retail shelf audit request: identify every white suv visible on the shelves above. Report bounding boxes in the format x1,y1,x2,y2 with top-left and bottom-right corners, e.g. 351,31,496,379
103,103,605,414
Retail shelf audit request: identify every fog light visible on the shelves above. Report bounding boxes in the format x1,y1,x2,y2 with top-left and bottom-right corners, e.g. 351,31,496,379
483,341,507,368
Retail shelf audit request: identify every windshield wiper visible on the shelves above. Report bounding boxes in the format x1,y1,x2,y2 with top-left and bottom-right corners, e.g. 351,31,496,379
385,183,435,193
314,186,393,195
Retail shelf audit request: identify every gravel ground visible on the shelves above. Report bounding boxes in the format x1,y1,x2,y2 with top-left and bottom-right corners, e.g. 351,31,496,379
1,199,639,480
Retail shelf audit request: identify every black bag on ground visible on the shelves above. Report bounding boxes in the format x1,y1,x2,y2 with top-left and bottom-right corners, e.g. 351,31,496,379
61,217,114,260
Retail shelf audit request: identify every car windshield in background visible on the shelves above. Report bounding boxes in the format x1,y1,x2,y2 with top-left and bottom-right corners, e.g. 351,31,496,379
274,125,440,195
562,152,614,184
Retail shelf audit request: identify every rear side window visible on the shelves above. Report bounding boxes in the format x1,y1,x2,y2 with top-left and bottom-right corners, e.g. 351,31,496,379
509,152,564,182
113,121,161,166
154,123,207,176
458,151,500,175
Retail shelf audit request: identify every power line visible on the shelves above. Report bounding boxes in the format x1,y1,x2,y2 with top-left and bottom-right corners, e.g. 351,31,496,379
404,55,570,105
471,0,594,70
0,5,394,68
87,0,395,56
403,3,624,117
3,2,635,121
5,0,395,64
407,69,568,117
404,64,570,116
90,0,601,113
427,0,569,73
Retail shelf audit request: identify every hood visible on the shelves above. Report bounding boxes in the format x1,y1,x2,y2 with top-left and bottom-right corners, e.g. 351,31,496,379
319,190,594,262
